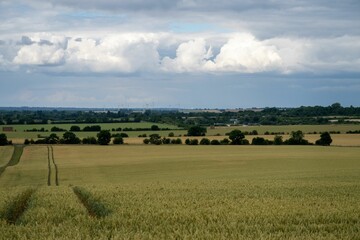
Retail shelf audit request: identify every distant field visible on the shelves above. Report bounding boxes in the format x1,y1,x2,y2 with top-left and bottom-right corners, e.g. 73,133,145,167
0,122,183,141
207,124,360,135
0,122,180,132
2,124,360,143
0,145,359,238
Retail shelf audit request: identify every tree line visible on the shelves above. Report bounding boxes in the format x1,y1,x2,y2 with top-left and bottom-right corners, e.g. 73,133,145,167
23,130,121,146
1,103,359,127
1,129,332,146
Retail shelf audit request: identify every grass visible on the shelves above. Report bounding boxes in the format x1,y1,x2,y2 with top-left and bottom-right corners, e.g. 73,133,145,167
0,145,359,238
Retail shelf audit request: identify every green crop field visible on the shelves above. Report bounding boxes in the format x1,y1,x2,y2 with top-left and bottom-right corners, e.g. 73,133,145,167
0,145,359,239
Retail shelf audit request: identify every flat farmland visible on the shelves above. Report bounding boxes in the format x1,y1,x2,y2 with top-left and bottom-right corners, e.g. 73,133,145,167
0,122,183,142
0,145,360,238
2,124,360,144
207,124,360,135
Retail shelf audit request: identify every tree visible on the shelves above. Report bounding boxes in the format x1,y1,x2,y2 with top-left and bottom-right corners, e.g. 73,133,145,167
83,125,101,132
149,134,162,145
82,137,97,144
151,125,160,131
187,126,207,136
70,125,81,132
200,138,210,145
162,137,171,144
112,133,128,138
62,131,81,144
46,133,59,144
51,126,66,132
97,130,111,145
186,139,198,145
315,132,332,146
290,130,304,142
171,138,182,144
0,133,10,146
210,139,220,145
273,135,283,145
228,129,246,145
251,137,269,145
113,137,124,144
220,138,230,145
285,130,309,145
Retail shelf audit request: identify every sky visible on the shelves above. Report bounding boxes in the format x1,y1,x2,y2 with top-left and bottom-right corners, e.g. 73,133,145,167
0,0,359,108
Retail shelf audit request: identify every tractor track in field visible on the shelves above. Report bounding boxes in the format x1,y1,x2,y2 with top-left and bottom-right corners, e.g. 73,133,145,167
73,186,111,218
0,145,24,177
1,188,36,225
47,146,59,186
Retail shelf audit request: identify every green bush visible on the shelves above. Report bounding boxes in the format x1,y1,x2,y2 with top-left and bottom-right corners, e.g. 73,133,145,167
113,137,124,145
200,138,210,145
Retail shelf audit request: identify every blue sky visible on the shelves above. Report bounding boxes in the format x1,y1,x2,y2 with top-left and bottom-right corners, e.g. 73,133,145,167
0,0,359,108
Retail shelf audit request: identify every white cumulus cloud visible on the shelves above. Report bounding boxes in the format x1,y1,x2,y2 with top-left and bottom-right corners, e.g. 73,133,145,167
210,34,282,73
14,44,65,65
161,34,283,73
4,32,360,75
161,38,213,72
65,34,160,73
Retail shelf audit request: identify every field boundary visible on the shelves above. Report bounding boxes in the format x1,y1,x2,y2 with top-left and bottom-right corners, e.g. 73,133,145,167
0,145,24,177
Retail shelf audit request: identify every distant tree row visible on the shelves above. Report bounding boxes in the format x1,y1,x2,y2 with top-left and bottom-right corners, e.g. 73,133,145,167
1,130,334,147
143,134,182,145
24,130,123,146
2,103,359,127
180,130,332,146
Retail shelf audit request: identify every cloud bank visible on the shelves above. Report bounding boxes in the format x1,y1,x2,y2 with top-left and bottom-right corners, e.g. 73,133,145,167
2,33,358,75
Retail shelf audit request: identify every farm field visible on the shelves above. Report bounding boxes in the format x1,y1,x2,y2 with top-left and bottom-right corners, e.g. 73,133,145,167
2,124,360,144
0,146,13,167
0,145,360,239
207,124,360,135
0,122,183,141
